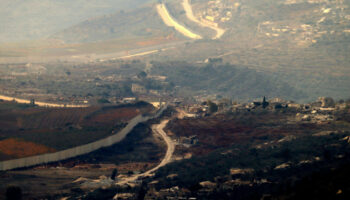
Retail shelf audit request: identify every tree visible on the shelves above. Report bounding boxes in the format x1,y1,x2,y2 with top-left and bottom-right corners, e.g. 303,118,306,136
111,169,118,180
207,100,218,113
137,71,147,79
262,96,269,109
6,186,22,200
97,98,110,104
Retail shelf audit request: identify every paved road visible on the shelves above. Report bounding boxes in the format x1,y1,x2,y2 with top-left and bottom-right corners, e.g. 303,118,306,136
117,119,174,184
0,40,188,64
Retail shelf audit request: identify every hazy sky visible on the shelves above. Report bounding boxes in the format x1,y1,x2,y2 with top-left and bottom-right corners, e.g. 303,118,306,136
0,0,152,42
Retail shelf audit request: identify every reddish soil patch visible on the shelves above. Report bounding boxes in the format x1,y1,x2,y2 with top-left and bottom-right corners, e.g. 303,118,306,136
0,106,99,130
83,107,140,126
0,138,55,159
116,162,156,173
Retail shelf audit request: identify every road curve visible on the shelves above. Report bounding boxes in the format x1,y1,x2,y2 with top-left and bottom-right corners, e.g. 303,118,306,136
117,119,174,184
156,3,202,39
182,0,225,39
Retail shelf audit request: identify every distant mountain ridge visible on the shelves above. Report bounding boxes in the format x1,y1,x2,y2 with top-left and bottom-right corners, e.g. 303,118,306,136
50,5,174,43
0,0,153,42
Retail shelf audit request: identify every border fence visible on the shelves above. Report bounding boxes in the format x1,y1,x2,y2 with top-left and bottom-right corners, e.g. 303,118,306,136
0,105,168,171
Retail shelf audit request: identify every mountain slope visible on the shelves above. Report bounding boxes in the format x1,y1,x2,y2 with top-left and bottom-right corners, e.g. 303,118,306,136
0,0,153,42
51,5,177,43
150,62,306,101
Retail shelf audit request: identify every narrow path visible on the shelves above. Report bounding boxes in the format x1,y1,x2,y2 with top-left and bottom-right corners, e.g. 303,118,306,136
117,119,174,184
182,0,225,39
156,3,202,39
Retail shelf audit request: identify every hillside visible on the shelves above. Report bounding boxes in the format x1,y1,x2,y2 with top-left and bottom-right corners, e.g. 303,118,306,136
0,0,348,102
150,61,305,101
51,5,177,43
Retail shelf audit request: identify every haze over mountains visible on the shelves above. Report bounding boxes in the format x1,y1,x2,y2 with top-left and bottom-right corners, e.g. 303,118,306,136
1,1,350,199
51,5,172,43
0,0,349,102
0,0,152,42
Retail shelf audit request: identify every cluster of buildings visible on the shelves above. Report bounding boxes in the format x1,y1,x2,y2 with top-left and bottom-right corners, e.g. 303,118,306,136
197,0,240,24
258,0,350,46
177,135,199,147
176,96,348,125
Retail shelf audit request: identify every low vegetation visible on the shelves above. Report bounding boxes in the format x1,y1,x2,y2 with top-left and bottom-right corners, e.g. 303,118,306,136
147,109,350,199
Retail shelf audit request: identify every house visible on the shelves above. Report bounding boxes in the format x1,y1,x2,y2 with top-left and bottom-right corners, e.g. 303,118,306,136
319,107,335,111
179,135,198,145
318,97,335,108
150,101,166,108
131,84,147,94
288,103,301,109
122,97,137,103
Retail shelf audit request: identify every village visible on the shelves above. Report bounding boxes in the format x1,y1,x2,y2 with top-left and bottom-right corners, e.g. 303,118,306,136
177,96,346,124
258,0,350,46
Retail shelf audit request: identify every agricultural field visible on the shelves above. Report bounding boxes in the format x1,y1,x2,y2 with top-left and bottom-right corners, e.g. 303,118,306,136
0,101,154,161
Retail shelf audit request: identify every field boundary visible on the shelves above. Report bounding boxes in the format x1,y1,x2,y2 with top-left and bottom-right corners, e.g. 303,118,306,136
0,104,168,171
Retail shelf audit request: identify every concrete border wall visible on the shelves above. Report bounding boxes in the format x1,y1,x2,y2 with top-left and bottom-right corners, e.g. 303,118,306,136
0,95,89,108
0,105,168,171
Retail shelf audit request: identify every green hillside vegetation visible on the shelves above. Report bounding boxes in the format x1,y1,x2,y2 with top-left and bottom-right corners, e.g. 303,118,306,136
153,133,350,199
150,61,305,101
149,109,350,199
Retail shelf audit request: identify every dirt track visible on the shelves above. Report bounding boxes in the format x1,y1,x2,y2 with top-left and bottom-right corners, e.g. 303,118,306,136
117,119,174,184
156,3,202,39
182,0,225,39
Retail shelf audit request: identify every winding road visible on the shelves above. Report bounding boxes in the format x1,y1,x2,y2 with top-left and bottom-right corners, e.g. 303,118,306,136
117,119,174,184
156,3,202,39
182,0,225,39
